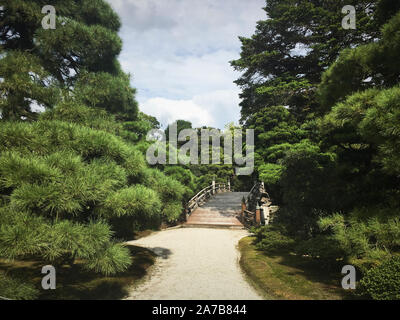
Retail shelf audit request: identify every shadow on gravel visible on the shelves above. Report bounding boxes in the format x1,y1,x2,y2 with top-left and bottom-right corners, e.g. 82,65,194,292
149,247,172,259
0,245,157,300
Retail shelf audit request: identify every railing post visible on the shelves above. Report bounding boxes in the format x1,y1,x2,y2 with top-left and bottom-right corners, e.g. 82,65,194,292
255,204,261,225
212,179,215,195
228,179,231,191
241,198,246,223
262,204,269,225
185,204,189,221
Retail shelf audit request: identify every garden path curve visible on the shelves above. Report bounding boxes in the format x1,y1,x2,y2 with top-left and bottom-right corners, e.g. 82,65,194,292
125,227,262,300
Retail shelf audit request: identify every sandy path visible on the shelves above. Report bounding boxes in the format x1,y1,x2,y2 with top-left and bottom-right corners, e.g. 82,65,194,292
125,228,262,300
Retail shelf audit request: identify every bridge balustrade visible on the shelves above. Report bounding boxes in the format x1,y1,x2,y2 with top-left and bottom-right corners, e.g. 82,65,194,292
240,182,274,228
185,181,231,218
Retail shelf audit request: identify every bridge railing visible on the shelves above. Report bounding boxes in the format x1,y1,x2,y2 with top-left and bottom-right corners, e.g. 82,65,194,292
240,182,273,227
185,181,230,217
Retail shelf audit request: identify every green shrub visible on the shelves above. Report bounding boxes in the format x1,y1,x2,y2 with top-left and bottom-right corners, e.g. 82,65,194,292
0,274,39,300
294,236,345,262
40,102,123,134
100,185,161,218
140,168,187,223
83,241,132,276
350,249,393,275
253,226,295,253
0,120,136,165
0,151,62,189
142,168,186,203
162,202,183,222
0,118,166,276
319,212,400,260
122,148,146,182
360,256,400,300
163,166,197,193
259,163,283,185
11,183,84,216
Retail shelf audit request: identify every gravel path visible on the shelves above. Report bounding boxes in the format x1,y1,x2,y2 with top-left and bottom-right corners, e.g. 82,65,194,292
125,228,262,300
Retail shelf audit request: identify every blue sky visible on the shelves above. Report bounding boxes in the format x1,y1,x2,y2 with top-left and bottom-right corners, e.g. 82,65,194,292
106,0,266,129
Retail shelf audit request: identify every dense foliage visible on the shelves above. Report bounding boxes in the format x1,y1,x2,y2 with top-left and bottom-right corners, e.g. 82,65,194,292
234,0,400,299
0,0,188,299
160,120,246,192
360,256,400,300
0,0,137,121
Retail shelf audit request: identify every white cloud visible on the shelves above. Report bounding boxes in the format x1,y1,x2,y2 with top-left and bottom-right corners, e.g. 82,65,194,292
192,89,241,128
140,89,240,129
107,0,266,129
122,49,240,100
141,97,213,128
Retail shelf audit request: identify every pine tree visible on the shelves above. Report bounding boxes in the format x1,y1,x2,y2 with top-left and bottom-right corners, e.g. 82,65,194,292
231,0,397,123
0,1,189,295
0,0,138,120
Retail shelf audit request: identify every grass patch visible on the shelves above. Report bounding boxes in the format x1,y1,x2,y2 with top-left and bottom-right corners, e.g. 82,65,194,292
239,236,352,300
0,244,156,300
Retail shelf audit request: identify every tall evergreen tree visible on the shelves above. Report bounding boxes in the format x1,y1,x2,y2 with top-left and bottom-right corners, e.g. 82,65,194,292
0,0,138,120
236,1,400,294
0,1,188,299
231,0,398,123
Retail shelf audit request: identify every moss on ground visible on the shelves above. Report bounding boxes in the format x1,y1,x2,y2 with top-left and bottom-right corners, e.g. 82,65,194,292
239,236,352,300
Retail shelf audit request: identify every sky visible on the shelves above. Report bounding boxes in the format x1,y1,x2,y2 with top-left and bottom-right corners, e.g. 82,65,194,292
106,0,266,129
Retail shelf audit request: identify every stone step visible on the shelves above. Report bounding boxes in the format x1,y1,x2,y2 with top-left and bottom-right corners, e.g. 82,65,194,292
187,218,240,222
182,223,244,230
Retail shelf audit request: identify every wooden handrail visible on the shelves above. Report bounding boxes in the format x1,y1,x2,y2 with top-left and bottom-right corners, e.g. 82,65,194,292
244,210,255,216
247,184,258,198
185,181,230,215
188,185,212,204
245,182,261,206
241,181,272,228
